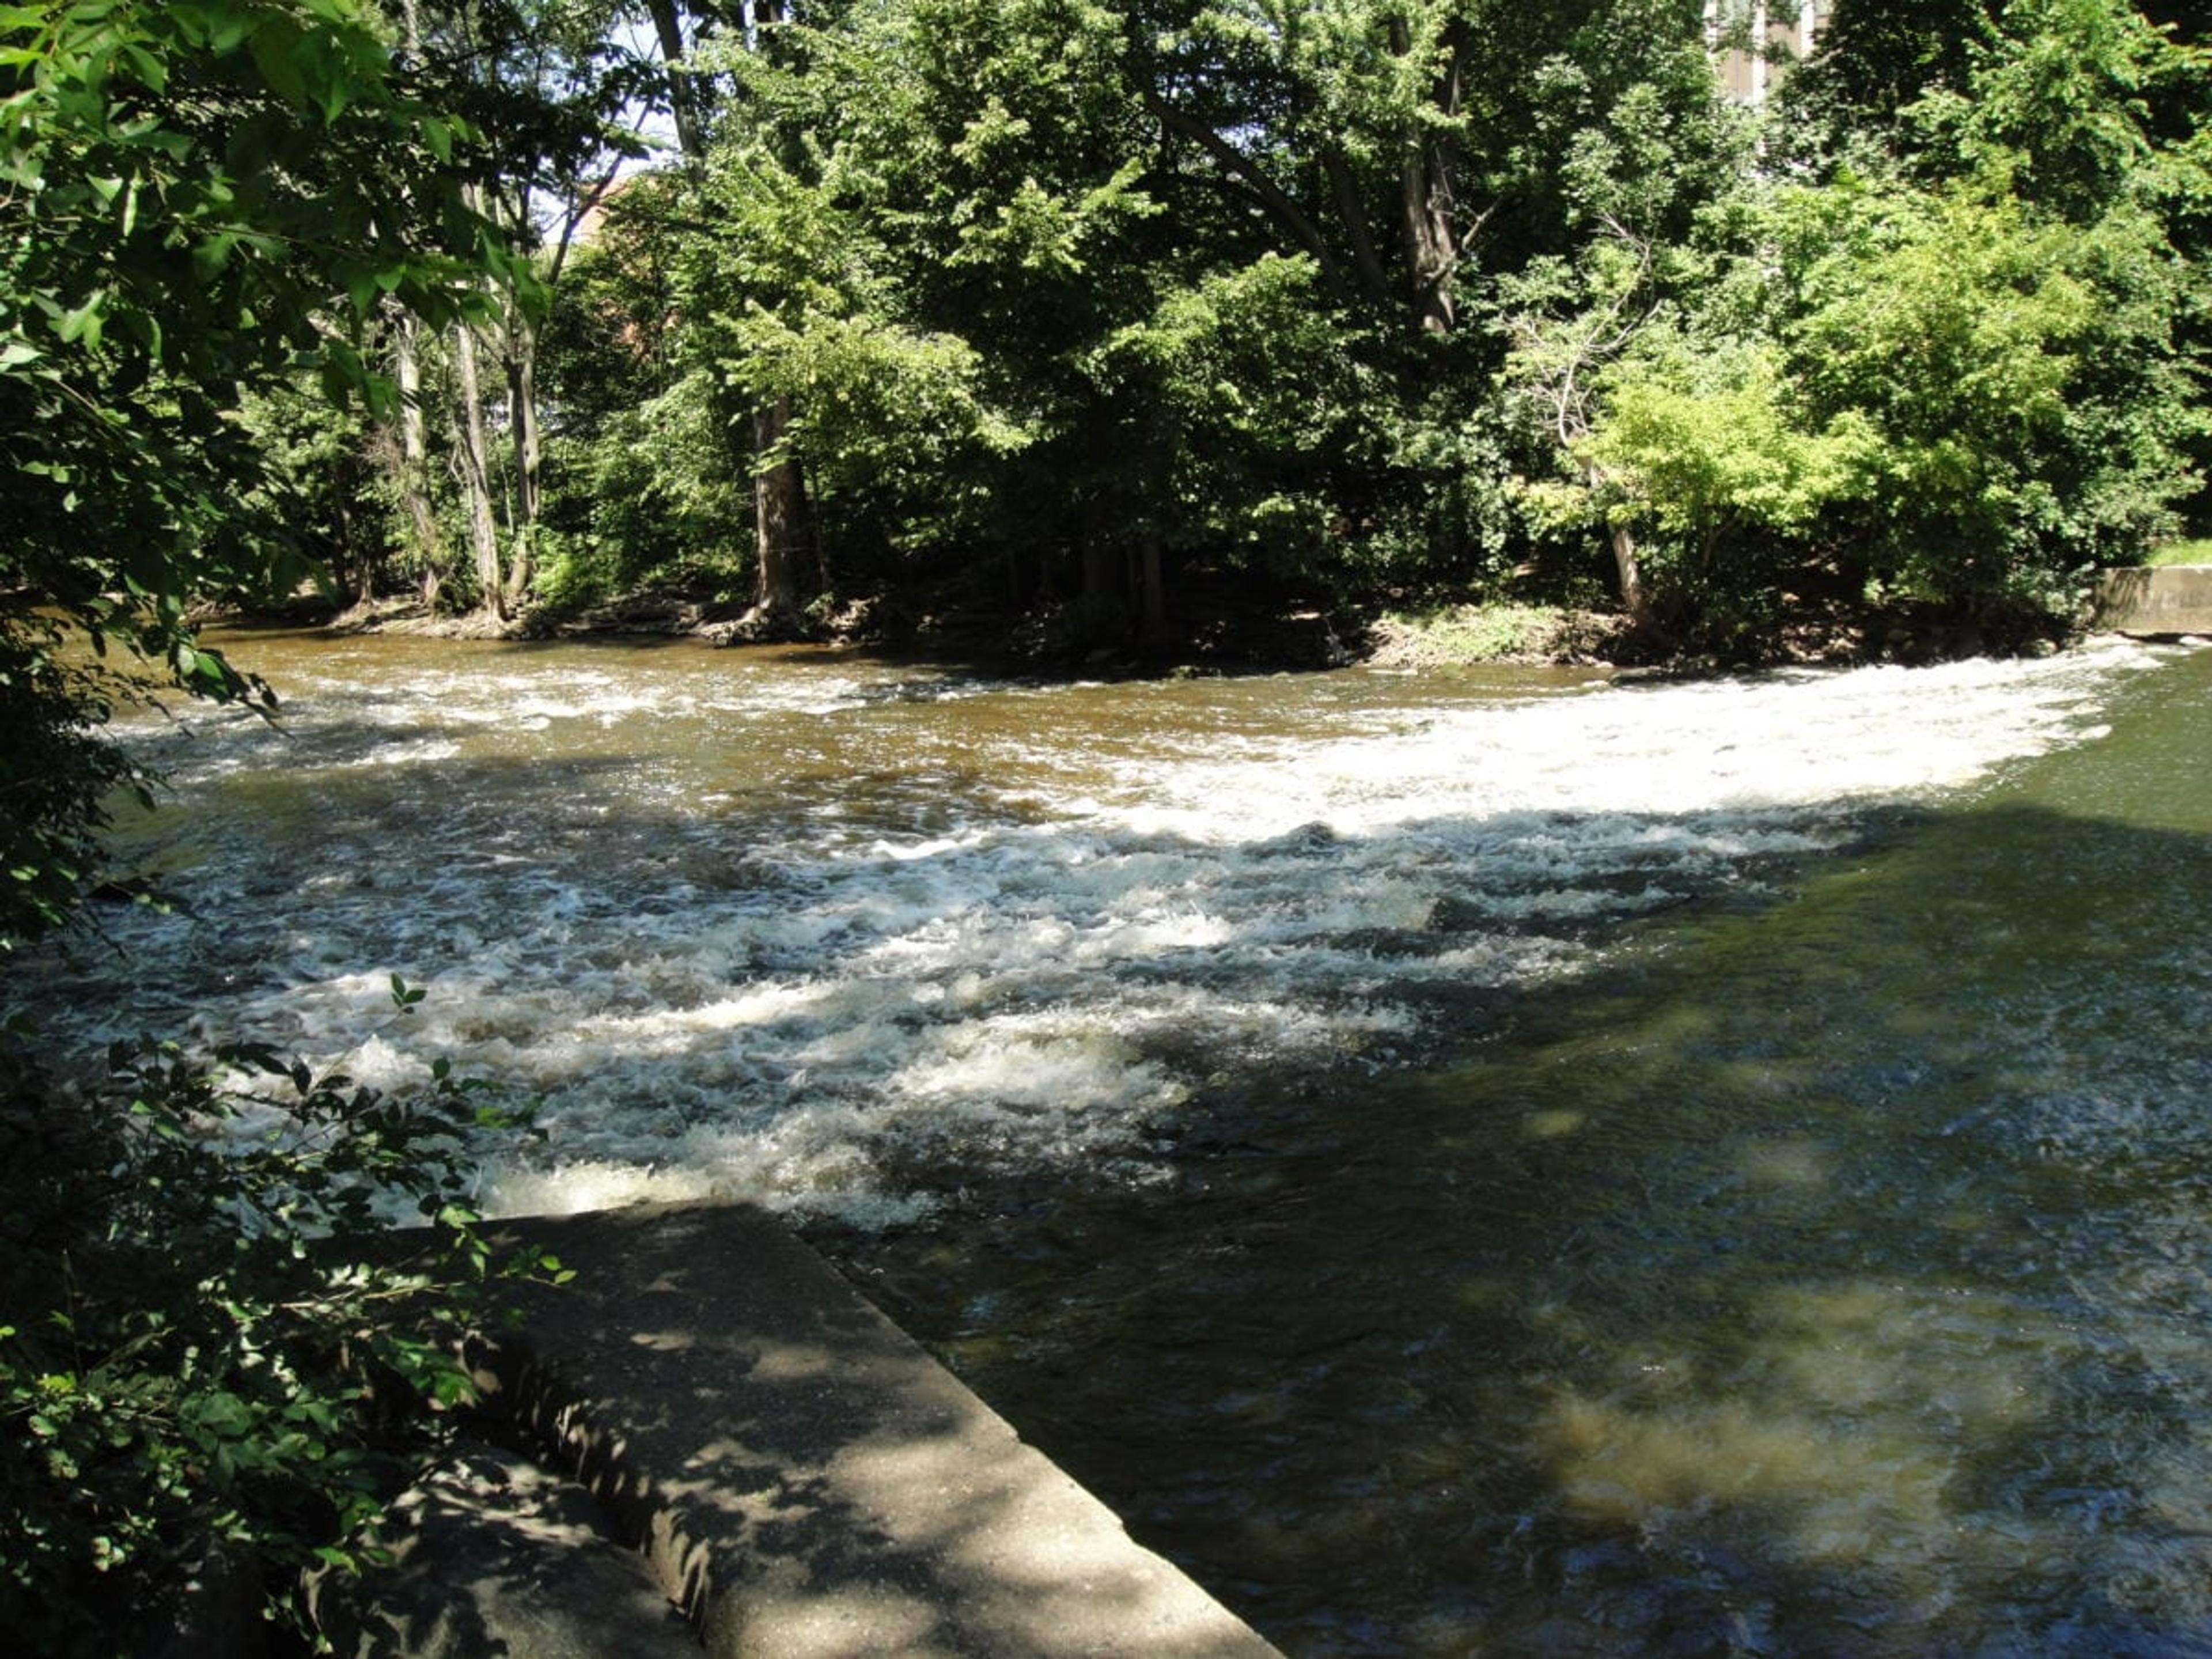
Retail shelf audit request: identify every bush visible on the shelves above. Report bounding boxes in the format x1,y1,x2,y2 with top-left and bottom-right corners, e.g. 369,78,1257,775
0,624,147,951
0,983,554,1652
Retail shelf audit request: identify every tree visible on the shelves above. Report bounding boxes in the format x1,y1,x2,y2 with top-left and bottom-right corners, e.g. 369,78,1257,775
0,0,505,929
0,7,558,1643
637,0,827,634
1777,176,2199,609
374,0,656,619
0,0,495,649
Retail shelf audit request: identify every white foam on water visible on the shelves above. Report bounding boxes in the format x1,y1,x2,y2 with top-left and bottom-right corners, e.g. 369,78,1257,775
29,640,2162,1226
1093,650,2150,845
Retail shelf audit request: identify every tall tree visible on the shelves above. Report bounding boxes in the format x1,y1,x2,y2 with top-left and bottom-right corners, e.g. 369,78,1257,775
641,0,821,633
388,0,652,619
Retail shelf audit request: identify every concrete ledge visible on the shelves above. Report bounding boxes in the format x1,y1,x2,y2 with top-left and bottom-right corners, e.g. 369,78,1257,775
469,1202,1278,1658
311,1443,695,1657
2092,566,2212,636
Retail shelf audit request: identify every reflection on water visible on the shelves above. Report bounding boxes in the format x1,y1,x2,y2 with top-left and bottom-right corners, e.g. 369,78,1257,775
10,630,2212,1651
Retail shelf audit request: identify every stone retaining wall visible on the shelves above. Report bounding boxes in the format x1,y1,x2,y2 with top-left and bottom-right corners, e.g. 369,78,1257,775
2092,566,2212,637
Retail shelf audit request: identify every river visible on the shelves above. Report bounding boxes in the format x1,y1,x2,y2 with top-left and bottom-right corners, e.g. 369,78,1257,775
16,629,2212,1653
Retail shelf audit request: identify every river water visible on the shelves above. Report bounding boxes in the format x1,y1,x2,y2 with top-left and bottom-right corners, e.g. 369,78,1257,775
16,630,2212,1653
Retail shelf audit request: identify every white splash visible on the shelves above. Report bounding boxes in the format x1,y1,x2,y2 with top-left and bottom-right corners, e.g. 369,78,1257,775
23,639,2165,1225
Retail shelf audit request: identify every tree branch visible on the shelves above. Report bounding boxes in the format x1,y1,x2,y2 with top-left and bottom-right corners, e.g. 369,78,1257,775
1144,90,1349,293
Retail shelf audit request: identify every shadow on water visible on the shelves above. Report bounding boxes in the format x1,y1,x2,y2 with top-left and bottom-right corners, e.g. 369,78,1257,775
825,779,2212,1656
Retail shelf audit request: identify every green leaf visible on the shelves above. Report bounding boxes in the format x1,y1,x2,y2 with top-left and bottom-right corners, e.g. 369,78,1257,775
192,232,238,279
245,16,306,106
54,295,102,349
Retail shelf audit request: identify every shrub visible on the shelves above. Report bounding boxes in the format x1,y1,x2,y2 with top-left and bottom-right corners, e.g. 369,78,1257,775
0,983,553,1652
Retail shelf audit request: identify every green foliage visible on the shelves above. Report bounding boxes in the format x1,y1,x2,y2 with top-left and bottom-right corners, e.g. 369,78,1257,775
0,984,557,1650
21,0,2188,658
519,0,2207,651
1374,600,1603,663
0,0,508,925
1779,0,1993,143
0,0,498,650
0,623,146,949
1500,0,2206,649
1901,0,2206,222
1084,252,1377,575
1574,335,1878,627
1778,175,2200,605
535,366,754,610
233,374,389,603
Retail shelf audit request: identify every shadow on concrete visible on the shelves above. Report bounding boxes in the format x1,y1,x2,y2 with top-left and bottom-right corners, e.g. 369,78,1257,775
309,1440,694,1657
468,1202,1277,1658
2091,565,2212,634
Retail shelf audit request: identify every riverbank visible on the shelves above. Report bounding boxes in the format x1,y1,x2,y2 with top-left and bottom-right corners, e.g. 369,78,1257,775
210,581,2099,677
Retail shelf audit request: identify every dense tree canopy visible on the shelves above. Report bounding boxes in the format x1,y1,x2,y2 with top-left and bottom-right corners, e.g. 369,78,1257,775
0,0,513,940
505,0,2205,650
0,5,549,1645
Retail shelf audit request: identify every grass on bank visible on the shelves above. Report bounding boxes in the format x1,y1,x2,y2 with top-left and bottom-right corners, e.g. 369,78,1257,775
2144,539,2212,567
1368,603,1622,666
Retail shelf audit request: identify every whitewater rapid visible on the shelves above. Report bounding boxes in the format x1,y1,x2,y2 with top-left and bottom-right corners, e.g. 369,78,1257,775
22,638,2168,1226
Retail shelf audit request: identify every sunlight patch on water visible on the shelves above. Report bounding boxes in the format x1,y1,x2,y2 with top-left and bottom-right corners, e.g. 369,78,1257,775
1539,1276,2055,1635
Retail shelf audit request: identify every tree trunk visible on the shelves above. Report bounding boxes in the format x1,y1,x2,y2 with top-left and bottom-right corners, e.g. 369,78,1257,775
1138,533,1166,643
719,5,816,630
1391,18,1463,335
750,396,809,633
391,299,450,612
1400,147,1457,334
649,2,821,634
1611,518,1654,635
1589,462,1659,638
643,0,704,158
502,329,541,615
1321,146,1393,305
450,322,505,622
391,0,446,612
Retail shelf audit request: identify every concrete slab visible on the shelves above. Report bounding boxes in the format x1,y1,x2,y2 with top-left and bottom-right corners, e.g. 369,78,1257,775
311,1442,695,1658
2092,566,2212,636
470,1202,1278,1659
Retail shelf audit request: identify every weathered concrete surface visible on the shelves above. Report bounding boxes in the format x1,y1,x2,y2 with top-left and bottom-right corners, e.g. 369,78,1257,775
311,1442,695,1658
2092,566,2212,637
471,1202,1279,1659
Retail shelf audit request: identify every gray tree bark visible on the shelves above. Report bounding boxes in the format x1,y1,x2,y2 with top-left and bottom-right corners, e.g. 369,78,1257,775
450,321,505,621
